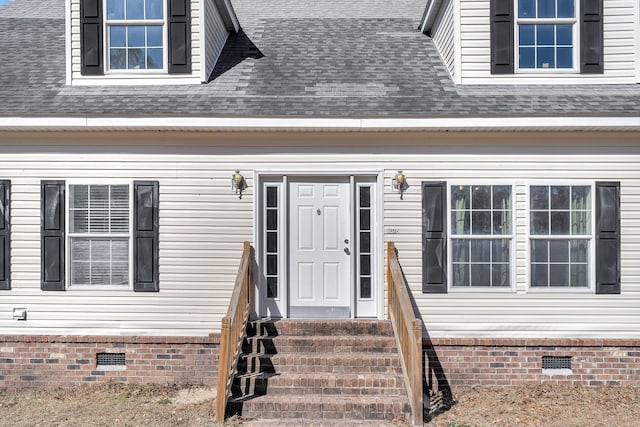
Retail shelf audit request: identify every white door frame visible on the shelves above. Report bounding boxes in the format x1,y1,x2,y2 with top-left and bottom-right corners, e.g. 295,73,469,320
254,170,385,320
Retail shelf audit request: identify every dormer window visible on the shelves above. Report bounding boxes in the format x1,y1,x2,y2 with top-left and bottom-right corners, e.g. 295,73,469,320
80,0,191,76
106,0,166,71
516,0,578,71
489,0,603,75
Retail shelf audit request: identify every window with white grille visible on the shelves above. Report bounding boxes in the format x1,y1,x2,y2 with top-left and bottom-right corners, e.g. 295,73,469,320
69,184,131,287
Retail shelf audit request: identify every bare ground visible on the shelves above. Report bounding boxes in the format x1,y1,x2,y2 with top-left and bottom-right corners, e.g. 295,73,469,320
428,384,640,427
0,383,639,426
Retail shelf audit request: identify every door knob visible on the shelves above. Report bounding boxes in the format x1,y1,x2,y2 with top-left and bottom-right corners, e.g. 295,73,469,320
344,247,351,255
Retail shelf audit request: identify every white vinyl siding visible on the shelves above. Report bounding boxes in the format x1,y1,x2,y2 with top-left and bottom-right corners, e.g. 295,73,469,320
203,0,229,81
458,0,638,84
0,132,639,339
431,0,457,80
68,0,204,84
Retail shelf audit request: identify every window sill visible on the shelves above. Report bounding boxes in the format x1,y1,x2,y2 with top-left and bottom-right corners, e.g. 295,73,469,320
448,286,516,293
526,286,594,294
70,73,204,86
66,286,132,291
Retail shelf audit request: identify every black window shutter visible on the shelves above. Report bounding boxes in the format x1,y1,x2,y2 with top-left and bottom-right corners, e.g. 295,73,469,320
490,0,514,74
80,0,103,75
595,182,620,294
581,0,604,74
168,0,192,74
41,181,65,291
134,181,159,292
0,180,10,290
422,182,447,293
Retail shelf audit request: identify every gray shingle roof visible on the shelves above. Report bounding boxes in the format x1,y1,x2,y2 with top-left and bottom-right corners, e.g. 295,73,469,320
0,0,639,118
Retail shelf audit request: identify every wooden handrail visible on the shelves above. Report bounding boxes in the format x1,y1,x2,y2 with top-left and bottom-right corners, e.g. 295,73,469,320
215,241,254,422
387,241,423,426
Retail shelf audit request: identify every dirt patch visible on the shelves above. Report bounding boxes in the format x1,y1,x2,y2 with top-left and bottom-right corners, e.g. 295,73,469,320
428,384,640,427
0,383,219,427
1,383,638,426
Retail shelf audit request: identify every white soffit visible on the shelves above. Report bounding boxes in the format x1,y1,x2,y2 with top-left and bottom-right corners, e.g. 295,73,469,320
0,116,639,132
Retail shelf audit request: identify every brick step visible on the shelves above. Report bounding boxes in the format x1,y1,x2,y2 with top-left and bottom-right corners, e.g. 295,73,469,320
232,372,407,397
241,335,397,355
237,352,403,375
247,319,394,337
241,419,407,427
228,394,412,422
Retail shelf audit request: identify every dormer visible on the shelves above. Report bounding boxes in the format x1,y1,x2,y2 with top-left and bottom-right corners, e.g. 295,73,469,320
69,0,239,85
421,0,640,84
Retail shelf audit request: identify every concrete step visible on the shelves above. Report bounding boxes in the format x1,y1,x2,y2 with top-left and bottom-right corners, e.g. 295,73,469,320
237,352,403,375
228,394,412,422
232,372,407,397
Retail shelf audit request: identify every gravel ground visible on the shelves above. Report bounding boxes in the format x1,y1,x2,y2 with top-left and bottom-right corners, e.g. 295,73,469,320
0,383,638,426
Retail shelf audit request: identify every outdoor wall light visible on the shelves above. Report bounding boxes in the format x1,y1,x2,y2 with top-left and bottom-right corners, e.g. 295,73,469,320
391,170,409,199
13,308,27,321
231,170,248,199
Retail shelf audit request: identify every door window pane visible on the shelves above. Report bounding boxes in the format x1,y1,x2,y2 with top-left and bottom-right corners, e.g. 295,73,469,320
264,185,280,299
358,185,373,299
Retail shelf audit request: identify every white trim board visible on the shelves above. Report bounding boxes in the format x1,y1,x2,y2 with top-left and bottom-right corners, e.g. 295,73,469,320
0,116,639,132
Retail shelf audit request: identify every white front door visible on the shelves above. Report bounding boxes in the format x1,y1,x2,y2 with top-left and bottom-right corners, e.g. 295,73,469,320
289,178,352,318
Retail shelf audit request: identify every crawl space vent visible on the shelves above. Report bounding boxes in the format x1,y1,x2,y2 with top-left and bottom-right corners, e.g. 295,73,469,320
542,356,571,370
97,352,126,366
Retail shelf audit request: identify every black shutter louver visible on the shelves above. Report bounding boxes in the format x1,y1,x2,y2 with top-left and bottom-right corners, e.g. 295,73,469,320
595,182,620,294
581,0,604,74
168,0,192,74
134,181,159,292
0,180,10,290
490,0,514,74
41,181,65,291
422,182,447,293
80,0,103,75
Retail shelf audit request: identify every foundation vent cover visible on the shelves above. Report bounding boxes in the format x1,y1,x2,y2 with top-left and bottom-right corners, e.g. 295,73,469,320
97,352,126,366
542,356,571,370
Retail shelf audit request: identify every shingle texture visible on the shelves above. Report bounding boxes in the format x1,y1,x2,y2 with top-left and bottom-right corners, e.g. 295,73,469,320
0,0,639,118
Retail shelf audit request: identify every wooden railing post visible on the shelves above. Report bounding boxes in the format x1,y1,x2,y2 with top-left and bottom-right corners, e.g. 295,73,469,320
387,241,424,427
215,317,231,422
387,241,394,320
412,319,423,425
214,241,254,422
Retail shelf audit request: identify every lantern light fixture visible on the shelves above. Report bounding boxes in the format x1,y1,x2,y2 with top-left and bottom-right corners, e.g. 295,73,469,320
231,170,248,199
391,170,409,199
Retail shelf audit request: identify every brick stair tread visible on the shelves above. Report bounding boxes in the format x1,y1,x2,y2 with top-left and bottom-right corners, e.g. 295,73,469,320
235,372,405,395
239,351,402,366
230,394,412,421
240,351,400,360
244,335,396,347
240,418,409,426
248,319,394,337
229,394,409,407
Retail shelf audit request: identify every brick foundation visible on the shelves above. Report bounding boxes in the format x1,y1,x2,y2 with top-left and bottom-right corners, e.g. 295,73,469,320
0,335,220,388
425,338,640,390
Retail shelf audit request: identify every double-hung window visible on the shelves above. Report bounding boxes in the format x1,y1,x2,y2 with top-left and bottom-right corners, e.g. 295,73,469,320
450,184,513,288
105,0,166,71
529,185,592,288
68,183,132,288
516,0,578,70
